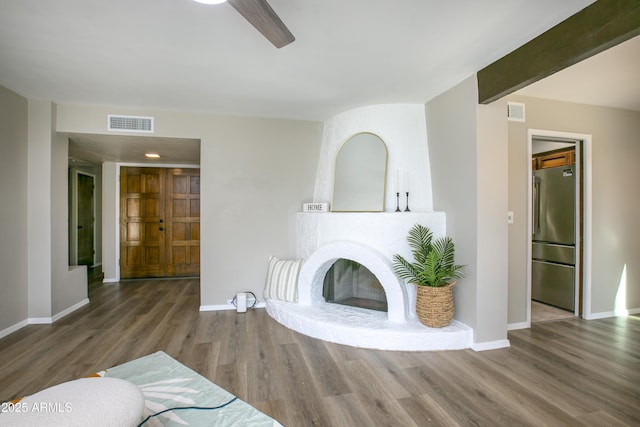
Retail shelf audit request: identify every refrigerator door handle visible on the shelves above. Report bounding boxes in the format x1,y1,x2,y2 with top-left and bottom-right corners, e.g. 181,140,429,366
533,176,541,236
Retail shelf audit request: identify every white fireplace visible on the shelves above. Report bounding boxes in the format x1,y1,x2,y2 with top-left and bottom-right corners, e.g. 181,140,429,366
264,104,472,351
265,212,473,351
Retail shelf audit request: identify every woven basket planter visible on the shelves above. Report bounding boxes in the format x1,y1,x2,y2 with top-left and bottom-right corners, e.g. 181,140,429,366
415,281,455,328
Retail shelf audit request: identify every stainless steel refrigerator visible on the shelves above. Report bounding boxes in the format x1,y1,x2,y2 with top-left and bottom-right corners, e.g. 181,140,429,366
532,165,576,311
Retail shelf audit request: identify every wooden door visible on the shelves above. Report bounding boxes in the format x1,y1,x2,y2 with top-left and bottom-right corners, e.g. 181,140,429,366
166,169,200,277
120,167,166,278
120,167,200,279
77,173,95,266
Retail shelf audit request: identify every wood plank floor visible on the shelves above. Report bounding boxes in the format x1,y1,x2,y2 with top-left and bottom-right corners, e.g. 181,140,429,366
1,278,639,426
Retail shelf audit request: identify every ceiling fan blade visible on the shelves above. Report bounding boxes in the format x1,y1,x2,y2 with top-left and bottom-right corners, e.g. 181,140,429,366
227,0,295,48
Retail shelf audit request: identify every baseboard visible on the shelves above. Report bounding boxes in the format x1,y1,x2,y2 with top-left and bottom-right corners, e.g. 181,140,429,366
103,278,119,283
471,339,510,352
0,319,29,339
200,301,266,312
2,299,92,336
52,298,90,322
508,321,530,331
586,307,640,320
199,304,234,311
584,311,615,320
28,317,53,324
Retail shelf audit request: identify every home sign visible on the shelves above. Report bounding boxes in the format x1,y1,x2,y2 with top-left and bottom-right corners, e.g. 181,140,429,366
302,202,329,213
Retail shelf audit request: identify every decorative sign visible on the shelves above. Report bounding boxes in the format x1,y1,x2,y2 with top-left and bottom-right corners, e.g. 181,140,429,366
303,202,329,213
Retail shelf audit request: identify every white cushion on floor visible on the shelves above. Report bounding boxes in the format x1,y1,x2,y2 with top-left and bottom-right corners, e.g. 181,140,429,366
0,377,144,426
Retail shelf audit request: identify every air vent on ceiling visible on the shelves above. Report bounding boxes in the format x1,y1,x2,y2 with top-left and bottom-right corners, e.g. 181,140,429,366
107,115,154,133
507,102,525,122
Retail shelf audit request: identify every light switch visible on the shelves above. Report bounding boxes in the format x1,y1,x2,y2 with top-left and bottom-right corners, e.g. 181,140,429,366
507,211,514,224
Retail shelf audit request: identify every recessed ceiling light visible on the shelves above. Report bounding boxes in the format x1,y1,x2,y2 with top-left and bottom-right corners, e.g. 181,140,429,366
145,153,161,158
192,0,227,5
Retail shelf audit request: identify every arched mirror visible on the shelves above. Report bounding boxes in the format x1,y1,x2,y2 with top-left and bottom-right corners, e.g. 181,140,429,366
331,132,387,212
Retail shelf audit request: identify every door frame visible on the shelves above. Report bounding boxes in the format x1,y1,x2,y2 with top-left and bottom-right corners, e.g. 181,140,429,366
70,169,97,267
114,162,200,281
526,129,593,325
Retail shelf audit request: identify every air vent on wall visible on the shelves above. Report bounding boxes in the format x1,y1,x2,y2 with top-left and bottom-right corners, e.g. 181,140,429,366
507,102,525,122
107,115,154,133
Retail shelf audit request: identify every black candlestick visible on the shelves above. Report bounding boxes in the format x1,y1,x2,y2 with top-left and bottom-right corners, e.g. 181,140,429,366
395,192,401,212
404,192,411,212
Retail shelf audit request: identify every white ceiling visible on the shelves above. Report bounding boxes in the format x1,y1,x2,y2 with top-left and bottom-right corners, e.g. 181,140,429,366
4,0,636,166
0,0,595,121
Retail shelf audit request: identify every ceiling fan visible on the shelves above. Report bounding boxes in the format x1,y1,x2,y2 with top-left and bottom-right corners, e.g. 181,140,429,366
194,0,295,48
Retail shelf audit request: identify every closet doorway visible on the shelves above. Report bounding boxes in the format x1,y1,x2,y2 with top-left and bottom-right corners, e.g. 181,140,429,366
120,167,200,279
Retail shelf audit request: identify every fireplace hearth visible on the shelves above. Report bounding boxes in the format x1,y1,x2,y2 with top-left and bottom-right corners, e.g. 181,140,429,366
264,212,472,351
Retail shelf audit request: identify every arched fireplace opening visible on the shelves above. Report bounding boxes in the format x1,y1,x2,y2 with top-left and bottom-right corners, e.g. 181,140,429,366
322,259,387,312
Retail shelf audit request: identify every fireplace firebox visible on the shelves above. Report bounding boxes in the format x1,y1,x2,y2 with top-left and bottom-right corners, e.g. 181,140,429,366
323,259,387,312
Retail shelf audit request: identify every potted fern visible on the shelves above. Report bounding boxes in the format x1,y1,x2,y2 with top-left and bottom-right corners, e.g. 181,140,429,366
392,224,465,327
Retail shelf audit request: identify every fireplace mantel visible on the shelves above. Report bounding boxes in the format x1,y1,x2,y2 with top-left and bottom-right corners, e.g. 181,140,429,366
296,212,446,260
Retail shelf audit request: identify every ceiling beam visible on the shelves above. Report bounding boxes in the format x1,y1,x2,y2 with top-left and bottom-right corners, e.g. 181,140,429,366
477,0,640,104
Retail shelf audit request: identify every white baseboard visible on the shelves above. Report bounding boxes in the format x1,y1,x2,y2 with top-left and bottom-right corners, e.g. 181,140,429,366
0,319,29,339
52,298,89,322
200,301,266,312
103,278,119,283
586,307,640,320
508,321,530,331
28,317,52,324
584,311,615,320
200,304,234,311
0,299,90,339
471,339,510,352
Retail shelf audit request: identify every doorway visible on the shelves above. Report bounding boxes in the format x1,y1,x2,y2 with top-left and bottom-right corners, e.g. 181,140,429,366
77,172,95,266
120,166,200,279
70,169,97,267
527,129,592,324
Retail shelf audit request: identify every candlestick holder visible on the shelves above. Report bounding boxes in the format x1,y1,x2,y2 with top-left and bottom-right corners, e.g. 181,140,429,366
404,192,411,212
395,192,401,212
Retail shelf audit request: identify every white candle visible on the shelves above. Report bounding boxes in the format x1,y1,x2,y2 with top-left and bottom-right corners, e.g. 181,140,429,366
396,170,400,194
405,171,410,193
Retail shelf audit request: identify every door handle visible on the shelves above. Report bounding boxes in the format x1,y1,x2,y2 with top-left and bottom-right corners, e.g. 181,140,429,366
533,176,540,236
159,227,165,231
77,225,83,229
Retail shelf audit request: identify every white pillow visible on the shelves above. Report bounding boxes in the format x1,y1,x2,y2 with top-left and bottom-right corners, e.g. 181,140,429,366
0,377,144,427
264,256,303,302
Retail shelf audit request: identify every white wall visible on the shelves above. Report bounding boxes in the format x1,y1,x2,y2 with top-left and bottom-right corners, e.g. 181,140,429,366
0,86,28,336
1,90,88,336
507,95,640,323
426,76,509,348
52,134,88,316
56,105,323,307
27,100,54,319
476,99,509,342
314,104,433,212
25,101,88,323
102,162,118,282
